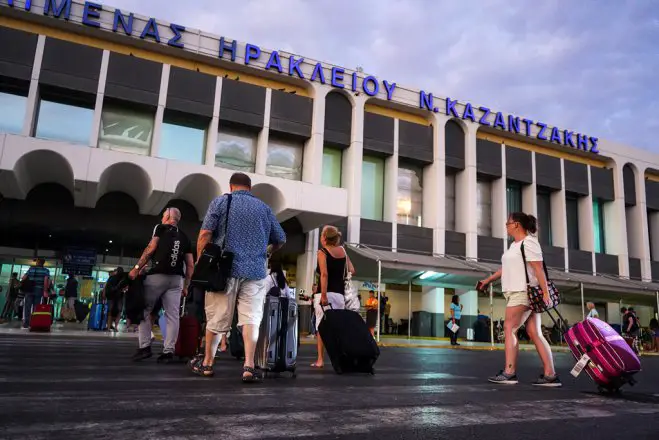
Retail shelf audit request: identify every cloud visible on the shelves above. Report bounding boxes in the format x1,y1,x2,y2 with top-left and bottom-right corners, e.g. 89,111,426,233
107,0,659,152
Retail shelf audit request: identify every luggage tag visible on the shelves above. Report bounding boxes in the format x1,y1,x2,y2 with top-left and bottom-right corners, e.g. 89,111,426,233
570,353,590,377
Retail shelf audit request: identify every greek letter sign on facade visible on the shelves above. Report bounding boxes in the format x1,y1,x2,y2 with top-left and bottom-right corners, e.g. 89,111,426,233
3,0,599,154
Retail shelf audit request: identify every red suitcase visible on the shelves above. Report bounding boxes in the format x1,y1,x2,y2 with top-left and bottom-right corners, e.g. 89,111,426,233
175,302,200,360
30,303,53,332
565,317,641,394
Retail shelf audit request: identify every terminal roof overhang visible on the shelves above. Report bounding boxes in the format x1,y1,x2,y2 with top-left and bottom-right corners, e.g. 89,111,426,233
345,245,659,306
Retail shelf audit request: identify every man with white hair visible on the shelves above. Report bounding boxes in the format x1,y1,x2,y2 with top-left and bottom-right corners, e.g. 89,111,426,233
129,207,194,363
586,302,599,319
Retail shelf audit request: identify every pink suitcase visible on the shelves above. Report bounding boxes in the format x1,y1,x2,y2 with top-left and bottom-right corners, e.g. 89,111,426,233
565,317,641,393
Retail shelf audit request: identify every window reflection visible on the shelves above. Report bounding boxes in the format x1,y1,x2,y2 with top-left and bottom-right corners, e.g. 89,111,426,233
446,174,456,231
215,129,257,172
506,181,522,216
566,195,580,249
361,156,385,221
322,147,342,188
593,199,606,254
537,190,553,246
397,166,423,226
266,139,303,181
0,91,27,135
36,100,94,145
99,104,154,155
160,122,205,164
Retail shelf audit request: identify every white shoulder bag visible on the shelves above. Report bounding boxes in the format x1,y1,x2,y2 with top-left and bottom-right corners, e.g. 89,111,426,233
342,248,360,312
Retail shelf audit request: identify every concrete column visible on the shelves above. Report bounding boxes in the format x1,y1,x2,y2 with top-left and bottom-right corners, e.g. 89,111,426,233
425,114,447,255
150,64,170,158
296,228,319,335
302,85,327,185
457,290,479,336
612,161,630,277
522,151,537,215
553,159,569,270
421,286,445,337
88,49,109,148
296,228,320,297
456,123,479,259
633,166,652,281
650,211,659,261
205,76,223,166
344,95,366,244
492,143,507,243
384,119,399,250
255,88,272,175
22,34,45,137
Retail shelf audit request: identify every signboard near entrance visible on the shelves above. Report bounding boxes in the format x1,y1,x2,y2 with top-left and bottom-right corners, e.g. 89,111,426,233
62,247,96,276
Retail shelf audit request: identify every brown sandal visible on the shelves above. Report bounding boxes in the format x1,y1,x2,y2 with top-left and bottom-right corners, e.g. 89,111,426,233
242,366,262,383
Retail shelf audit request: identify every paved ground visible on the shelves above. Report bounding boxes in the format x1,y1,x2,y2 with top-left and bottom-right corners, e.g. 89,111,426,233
0,332,658,440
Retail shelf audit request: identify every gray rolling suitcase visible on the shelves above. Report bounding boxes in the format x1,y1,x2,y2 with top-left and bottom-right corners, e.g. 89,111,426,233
255,295,298,377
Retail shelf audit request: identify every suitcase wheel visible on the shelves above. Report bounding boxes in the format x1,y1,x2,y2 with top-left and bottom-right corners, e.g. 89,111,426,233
370,368,376,375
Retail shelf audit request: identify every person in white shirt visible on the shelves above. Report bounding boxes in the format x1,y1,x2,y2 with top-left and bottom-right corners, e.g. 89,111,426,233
586,302,599,319
478,212,561,387
264,262,293,299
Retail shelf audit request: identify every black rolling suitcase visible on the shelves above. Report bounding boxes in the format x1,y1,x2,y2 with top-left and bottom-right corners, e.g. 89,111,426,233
318,306,379,375
255,296,298,377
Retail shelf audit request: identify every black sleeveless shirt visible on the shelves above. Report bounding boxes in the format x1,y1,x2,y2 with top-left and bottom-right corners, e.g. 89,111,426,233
316,247,346,295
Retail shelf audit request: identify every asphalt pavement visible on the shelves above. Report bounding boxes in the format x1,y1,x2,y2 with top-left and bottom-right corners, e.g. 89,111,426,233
0,332,658,440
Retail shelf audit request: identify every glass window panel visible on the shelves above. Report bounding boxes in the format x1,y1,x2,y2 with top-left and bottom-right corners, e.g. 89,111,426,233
159,122,205,165
446,174,456,231
322,147,342,188
506,182,522,216
397,166,423,226
98,104,154,155
36,100,94,145
477,179,492,236
566,196,580,249
0,92,27,135
361,156,384,221
593,199,606,254
215,129,257,173
266,139,303,181
537,190,552,246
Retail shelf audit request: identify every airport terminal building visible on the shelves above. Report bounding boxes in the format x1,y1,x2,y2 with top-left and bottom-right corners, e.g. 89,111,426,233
1,0,658,335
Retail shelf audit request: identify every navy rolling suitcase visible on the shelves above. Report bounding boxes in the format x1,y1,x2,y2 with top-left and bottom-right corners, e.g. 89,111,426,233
255,296,298,377
318,307,379,375
88,302,107,331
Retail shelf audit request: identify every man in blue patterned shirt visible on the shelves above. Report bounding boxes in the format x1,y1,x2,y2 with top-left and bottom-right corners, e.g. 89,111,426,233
192,172,286,382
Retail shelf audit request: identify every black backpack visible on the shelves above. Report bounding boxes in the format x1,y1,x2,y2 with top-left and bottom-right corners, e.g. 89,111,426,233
266,274,281,297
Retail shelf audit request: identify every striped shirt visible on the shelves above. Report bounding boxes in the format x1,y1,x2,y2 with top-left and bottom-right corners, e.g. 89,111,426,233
26,266,50,296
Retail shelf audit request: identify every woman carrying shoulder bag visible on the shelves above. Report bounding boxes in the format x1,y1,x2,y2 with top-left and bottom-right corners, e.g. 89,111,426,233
478,212,561,387
311,225,356,368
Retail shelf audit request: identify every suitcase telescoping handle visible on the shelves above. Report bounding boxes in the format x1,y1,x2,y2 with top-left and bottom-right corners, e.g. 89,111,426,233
543,306,567,341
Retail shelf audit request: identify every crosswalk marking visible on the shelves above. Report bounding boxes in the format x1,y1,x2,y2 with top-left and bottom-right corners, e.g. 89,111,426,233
2,333,658,439
2,397,658,439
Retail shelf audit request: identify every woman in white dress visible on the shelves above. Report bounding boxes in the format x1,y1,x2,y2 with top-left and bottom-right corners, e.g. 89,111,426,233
265,261,293,299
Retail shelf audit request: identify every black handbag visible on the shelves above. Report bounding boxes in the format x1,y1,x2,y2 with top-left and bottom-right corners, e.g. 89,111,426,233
520,241,561,313
191,194,235,292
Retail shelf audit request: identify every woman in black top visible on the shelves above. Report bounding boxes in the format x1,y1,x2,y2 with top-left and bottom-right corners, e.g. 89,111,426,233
311,225,355,368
